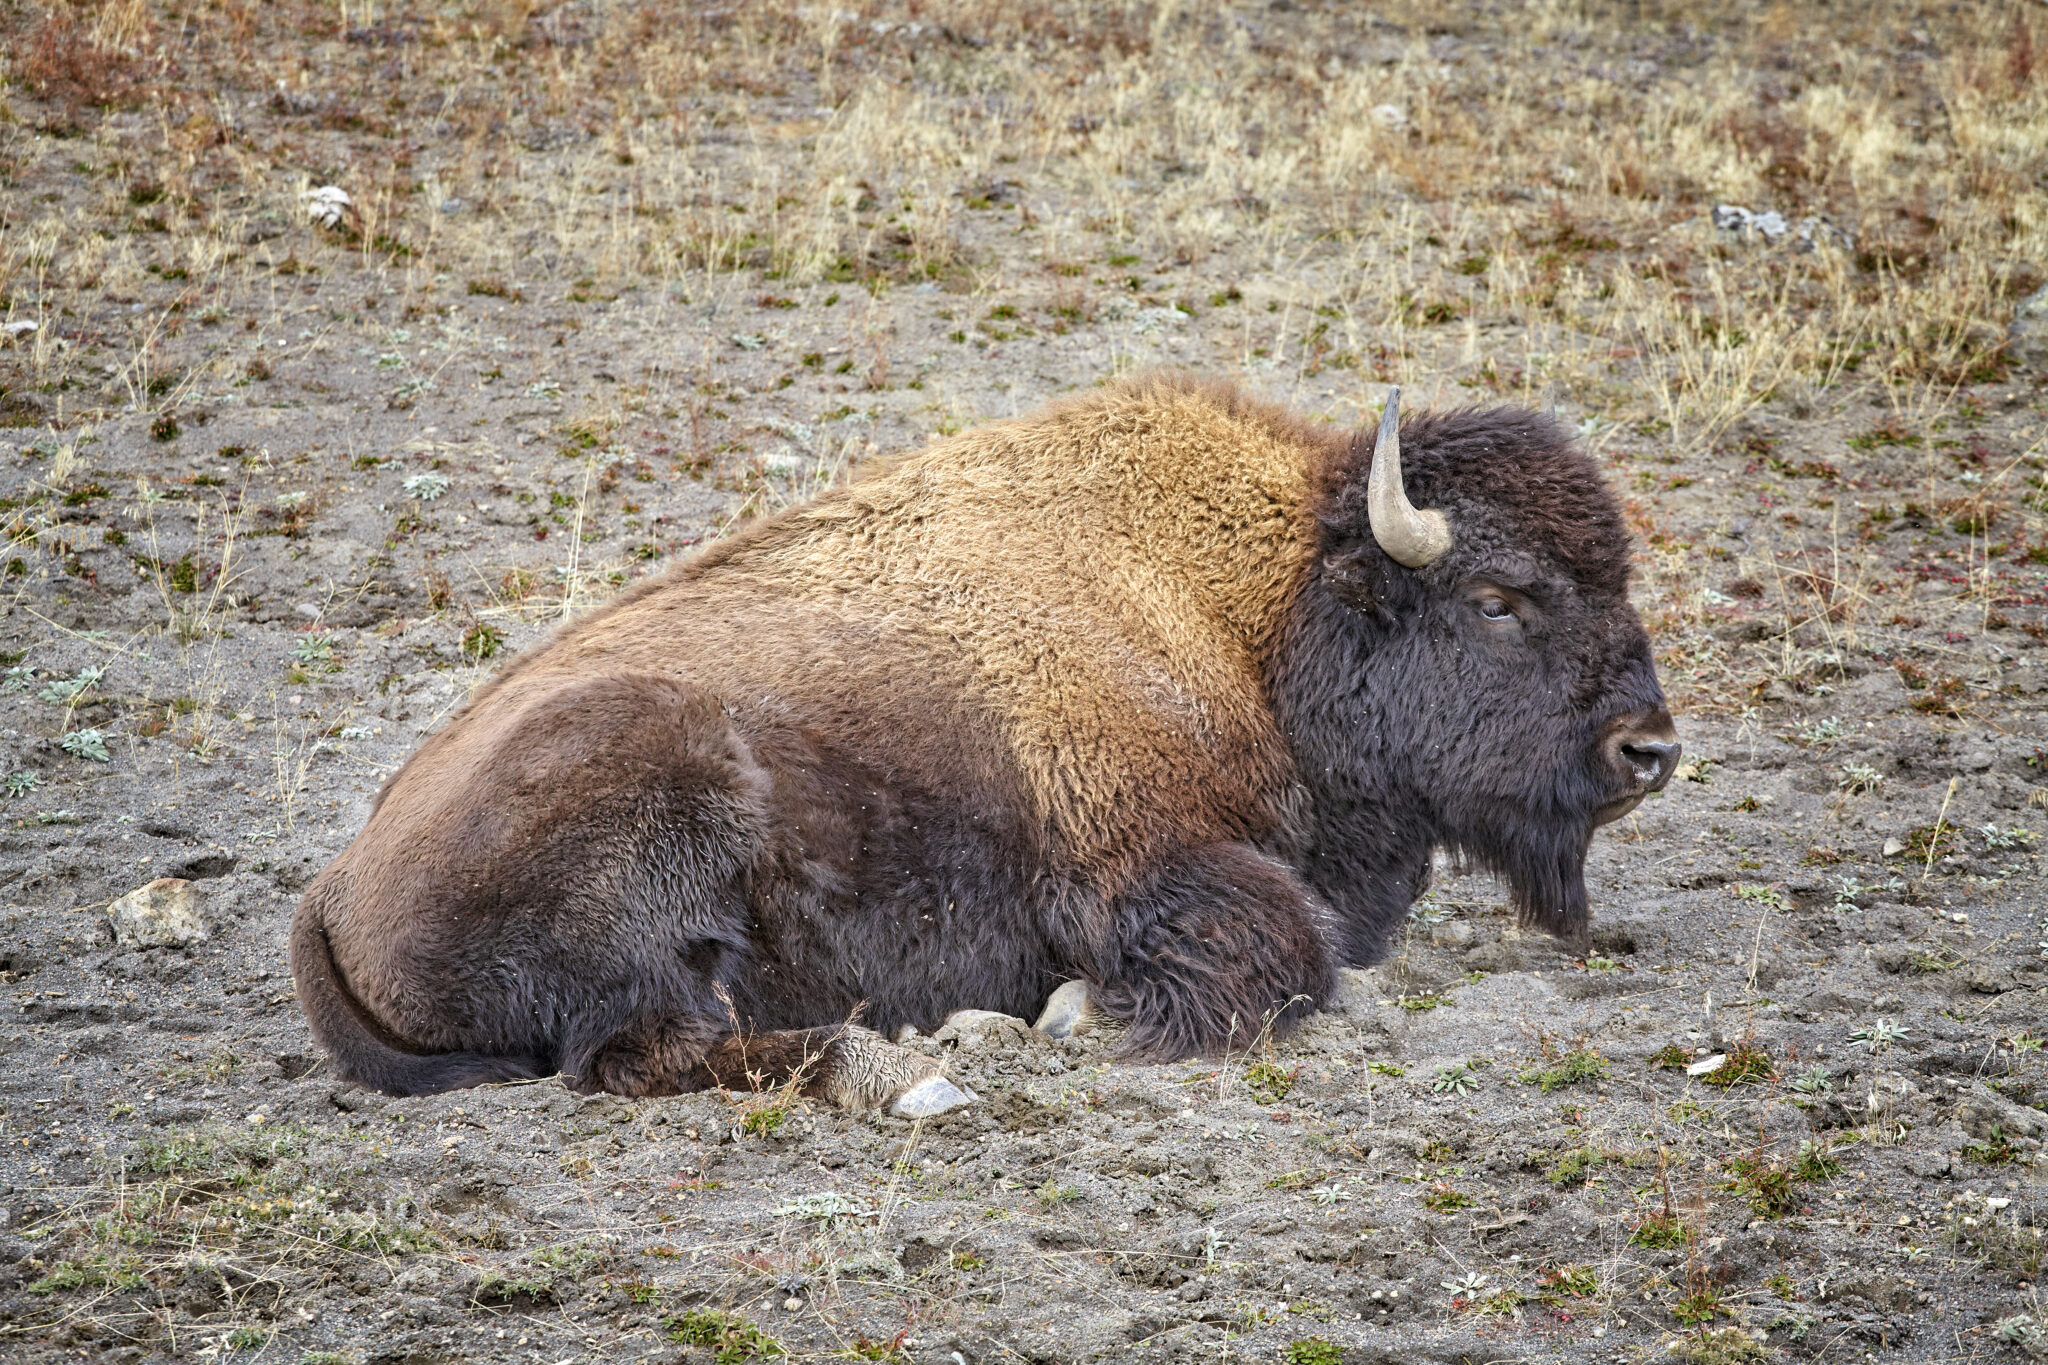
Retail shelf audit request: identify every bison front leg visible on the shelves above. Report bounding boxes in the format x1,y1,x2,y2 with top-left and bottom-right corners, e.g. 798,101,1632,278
580,1019,974,1117
699,1025,977,1117
1086,842,1335,1061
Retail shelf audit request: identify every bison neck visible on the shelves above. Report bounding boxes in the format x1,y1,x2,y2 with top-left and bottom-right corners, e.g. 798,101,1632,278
1265,586,1439,967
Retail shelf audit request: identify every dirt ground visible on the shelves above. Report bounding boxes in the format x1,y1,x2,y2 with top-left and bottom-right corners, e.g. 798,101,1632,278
2,3,2047,1362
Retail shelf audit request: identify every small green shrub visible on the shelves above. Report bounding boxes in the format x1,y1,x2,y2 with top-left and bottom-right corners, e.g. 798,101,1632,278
1285,1338,1344,1365
1698,1042,1775,1088
668,1309,786,1363
1722,1154,1799,1218
1244,1059,1297,1104
1521,1048,1608,1092
1631,1212,1688,1249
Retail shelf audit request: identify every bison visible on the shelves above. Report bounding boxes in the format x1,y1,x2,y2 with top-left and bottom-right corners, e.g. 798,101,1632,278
291,375,1678,1111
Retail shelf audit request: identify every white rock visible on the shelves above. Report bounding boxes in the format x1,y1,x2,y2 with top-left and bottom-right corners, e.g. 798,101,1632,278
108,878,208,948
300,184,354,230
1032,979,1097,1038
1686,1053,1728,1077
887,1075,977,1119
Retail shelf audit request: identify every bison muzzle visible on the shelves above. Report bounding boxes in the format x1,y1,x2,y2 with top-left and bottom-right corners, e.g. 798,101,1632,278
291,376,1677,1106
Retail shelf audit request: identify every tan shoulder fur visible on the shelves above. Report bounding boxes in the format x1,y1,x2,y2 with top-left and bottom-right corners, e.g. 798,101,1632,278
460,375,1336,885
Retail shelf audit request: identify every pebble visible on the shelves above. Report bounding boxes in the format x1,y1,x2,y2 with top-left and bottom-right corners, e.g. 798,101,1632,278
888,1075,978,1119
107,877,208,948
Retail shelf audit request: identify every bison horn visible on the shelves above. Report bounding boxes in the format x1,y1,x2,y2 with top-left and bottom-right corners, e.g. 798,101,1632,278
1366,387,1451,569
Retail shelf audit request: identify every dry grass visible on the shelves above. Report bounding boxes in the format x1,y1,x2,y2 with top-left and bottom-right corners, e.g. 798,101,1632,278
3,4,2043,715
1,9,2044,1355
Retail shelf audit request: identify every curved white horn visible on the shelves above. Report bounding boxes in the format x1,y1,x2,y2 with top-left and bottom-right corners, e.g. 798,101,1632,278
1366,387,1451,569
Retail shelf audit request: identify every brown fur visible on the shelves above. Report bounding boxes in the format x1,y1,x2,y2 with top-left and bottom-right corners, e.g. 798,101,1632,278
291,374,1671,1097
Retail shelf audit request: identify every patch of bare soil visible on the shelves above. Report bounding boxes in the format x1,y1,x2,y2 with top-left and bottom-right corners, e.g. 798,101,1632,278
1,4,2045,1363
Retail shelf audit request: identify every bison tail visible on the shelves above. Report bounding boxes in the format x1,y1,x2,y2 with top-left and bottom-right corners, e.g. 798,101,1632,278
289,900,546,1097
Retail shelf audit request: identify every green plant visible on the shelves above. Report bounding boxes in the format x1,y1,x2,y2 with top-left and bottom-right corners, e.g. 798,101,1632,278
5,769,40,798
1539,1263,1598,1299
1698,1042,1775,1088
462,622,504,661
1675,1328,1765,1363
1793,1139,1843,1182
290,633,334,664
1963,1125,2022,1165
1034,1181,1080,1208
1546,1147,1599,1187
1793,716,1845,745
740,1105,787,1137
1631,1212,1688,1249
1521,1048,1608,1093
1244,1059,1297,1103
1440,1271,1489,1299
1432,1063,1479,1095
1649,1044,1692,1070
1673,1286,1730,1325
1722,1153,1799,1218
1285,1339,1343,1365
1421,1181,1473,1211
668,1309,786,1363
60,729,109,762
36,666,102,703
403,471,451,501
1847,1018,1909,1053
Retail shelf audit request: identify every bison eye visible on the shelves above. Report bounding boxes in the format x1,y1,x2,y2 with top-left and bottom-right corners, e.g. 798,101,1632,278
1477,596,1516,622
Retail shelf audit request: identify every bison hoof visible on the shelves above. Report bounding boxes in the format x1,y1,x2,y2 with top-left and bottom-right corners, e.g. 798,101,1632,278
888,1074,979,1119
1033,979,1096,1039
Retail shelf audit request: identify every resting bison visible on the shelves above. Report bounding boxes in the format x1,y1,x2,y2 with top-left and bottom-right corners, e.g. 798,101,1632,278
291,376,1678,1108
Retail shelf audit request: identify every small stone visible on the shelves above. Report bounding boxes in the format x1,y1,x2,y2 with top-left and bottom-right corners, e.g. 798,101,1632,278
1428,920,1474,948
1687,1053,1728,1077
1032,979,1096,1038
107,878,208,948
888,1075,977,1119
1462,940,1524,974
1882,836,1905,857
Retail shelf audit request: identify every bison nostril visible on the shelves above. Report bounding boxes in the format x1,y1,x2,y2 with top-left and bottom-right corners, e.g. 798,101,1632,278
1621,739,1680,789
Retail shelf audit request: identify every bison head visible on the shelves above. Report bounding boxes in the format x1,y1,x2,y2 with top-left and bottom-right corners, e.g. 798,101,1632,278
1281,390,1678,958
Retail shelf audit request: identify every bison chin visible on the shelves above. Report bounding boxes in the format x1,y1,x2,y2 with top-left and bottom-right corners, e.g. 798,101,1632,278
1447,819,1594,941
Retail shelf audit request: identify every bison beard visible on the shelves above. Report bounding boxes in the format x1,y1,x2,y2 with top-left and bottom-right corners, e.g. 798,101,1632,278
291,375,1675,1101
